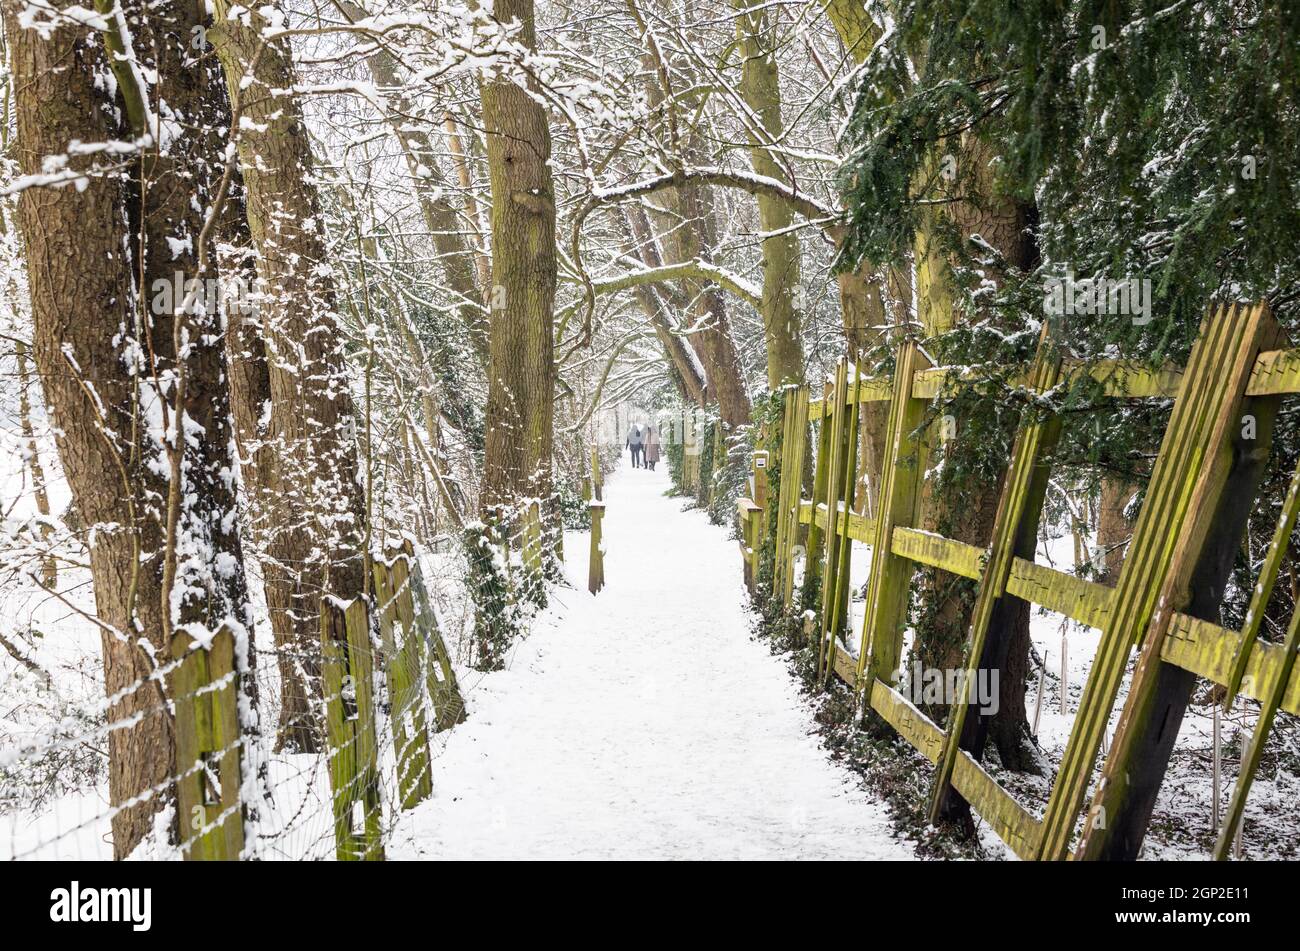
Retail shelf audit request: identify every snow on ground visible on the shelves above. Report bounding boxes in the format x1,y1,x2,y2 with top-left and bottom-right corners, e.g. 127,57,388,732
390,460,913,860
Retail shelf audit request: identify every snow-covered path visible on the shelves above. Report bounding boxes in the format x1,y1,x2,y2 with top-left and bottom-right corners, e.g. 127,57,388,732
391,461,913,860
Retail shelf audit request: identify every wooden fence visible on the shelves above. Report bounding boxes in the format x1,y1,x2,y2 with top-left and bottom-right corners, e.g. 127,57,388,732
738,301,1300,860
172,539,466,861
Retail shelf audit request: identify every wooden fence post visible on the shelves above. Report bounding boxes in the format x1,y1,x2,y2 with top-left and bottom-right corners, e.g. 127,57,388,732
814,361,848,676
800,380,834,622
171,623,244,860
751,448,771,586
829,369,863,682
857,341,931,695
1222,456,1300,708
693,418,705,492
740,501,753,592
817,359,861,685
769,393,793,602
373,551,433,810
772,386,809,607
1050,302,1284,860
404,540,467,731
590,445,603,501
712,419,725,492
929,327,1063,822
1215,572,1300,858
523,499,543,579
1210,457,1300,856
737,497,762,592
320,597,385,861
752,450,769,509
680,414,695,493
589,501,606,594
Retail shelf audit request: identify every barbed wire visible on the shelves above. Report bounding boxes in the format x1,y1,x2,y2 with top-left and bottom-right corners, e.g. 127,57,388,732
0,490,572,860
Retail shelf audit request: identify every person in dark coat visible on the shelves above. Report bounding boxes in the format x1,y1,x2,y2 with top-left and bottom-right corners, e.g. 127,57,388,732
643,425,661,471
626,424,644,468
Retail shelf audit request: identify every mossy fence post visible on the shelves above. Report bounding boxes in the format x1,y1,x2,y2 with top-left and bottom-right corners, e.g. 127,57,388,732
856,340,930,697
737,497,762,593
588,501,606,594
800,379,833,616
403,539,466,731
373,547,434,810
320,597,385,861
523,498,544,596
171,623,244,860
771,385,809,608
816,358,859,686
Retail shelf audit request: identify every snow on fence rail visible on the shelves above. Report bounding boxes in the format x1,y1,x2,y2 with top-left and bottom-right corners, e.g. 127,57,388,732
737,301,1300,860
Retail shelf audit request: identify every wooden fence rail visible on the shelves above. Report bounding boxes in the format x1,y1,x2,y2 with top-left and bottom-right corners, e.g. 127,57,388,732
736,301,1300,860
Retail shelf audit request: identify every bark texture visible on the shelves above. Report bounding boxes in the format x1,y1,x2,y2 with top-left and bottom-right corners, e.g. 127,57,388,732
138,0,254,645
917,135,1041,776
209,0,369,749
478,0,558,515
734,1,805,389
5,1,169,857
1096,477,1136,584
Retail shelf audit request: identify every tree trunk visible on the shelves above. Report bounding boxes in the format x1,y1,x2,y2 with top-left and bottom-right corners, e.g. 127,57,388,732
478,0,557,517
917,136,1042,784
135,0,256,645
734,1,805,390
1096,477,1136,584
4,0,170,857
209,0,369,748
212,173,321,750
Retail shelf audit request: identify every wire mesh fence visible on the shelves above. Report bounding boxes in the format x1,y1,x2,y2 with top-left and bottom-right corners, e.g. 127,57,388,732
0,510,567,861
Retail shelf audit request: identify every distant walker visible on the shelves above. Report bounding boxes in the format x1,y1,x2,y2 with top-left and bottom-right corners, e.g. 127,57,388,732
642,424,660,471
626,423,644,468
